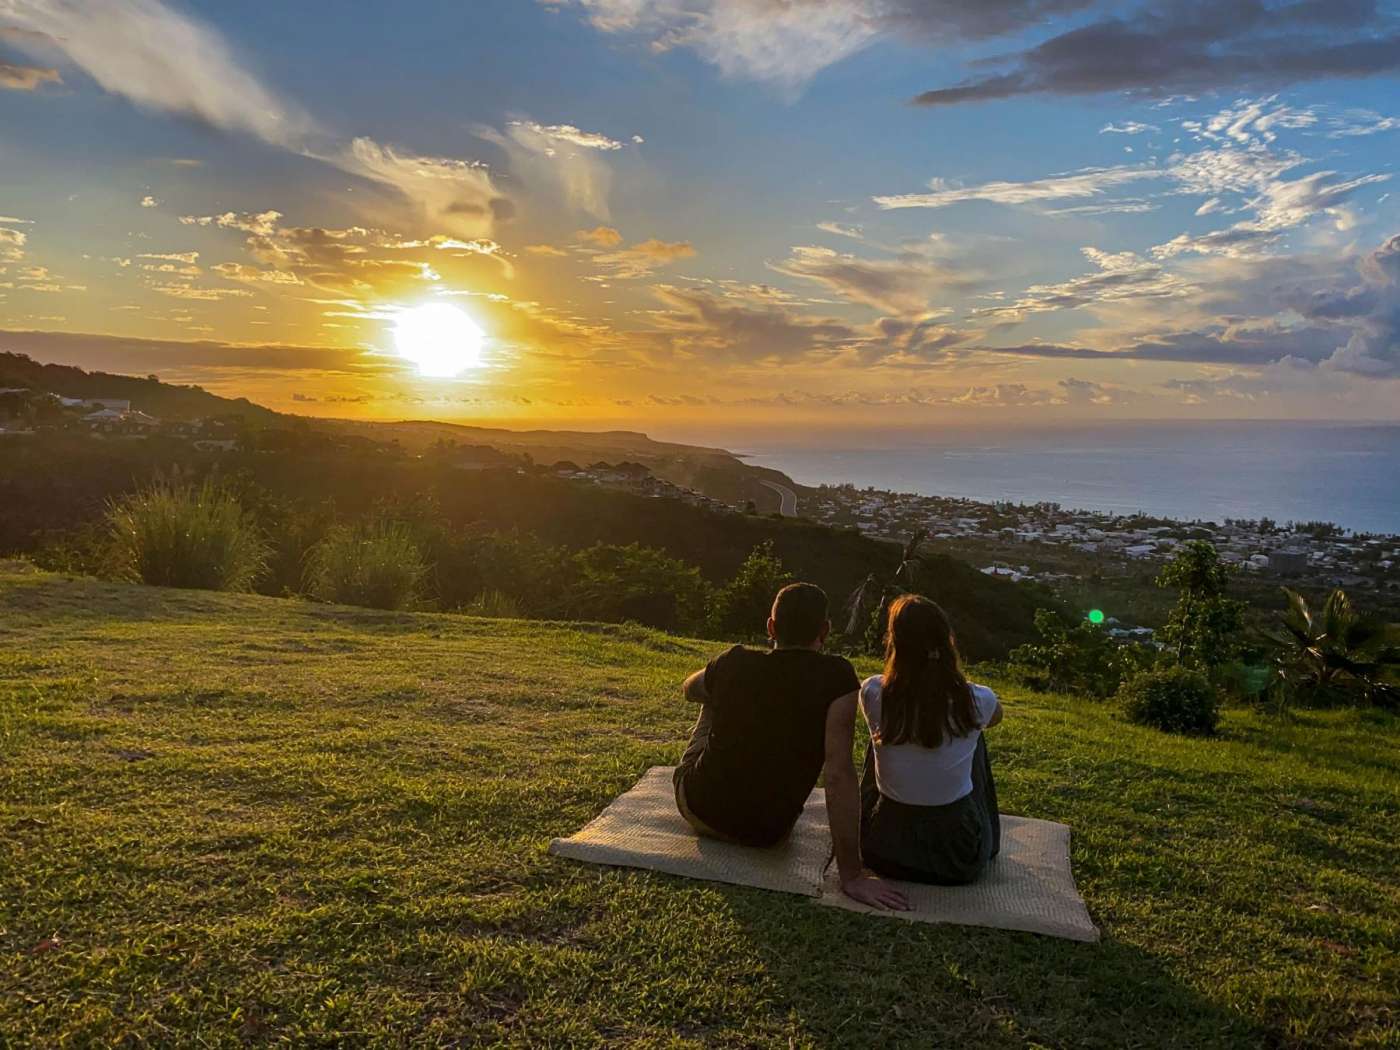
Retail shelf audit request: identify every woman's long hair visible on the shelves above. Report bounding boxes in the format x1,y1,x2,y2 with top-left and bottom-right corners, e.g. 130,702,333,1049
877,594,978,748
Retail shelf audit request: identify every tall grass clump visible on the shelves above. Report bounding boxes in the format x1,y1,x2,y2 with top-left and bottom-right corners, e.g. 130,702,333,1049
304,520,425,610
106,479,268,591
462,588,522,619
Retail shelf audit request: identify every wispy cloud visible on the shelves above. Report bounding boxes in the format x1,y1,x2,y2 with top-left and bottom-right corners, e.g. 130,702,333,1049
593,238,696,279
874,166,1159,210
972,247,1195,322
0,59,59,90
478,119,631,219
2,0,311,147
4,0,511,237
770,244,967,315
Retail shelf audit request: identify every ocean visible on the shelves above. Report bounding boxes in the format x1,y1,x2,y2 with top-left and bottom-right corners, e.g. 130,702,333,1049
734,422,1400,536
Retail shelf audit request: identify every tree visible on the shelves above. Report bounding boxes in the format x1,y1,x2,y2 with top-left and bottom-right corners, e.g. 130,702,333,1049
707,540,793,639
1156,541,1246,673
1267,588,1400,709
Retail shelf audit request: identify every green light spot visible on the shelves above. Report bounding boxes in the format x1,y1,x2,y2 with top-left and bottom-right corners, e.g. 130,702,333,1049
1088,609,1105,625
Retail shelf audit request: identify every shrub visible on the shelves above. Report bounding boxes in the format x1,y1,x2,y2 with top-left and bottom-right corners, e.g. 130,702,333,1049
432,530,576,616
106,479,267,591
567,543,708,632
1118,666,1221,735
304,520,425,610
1009,609,1152,698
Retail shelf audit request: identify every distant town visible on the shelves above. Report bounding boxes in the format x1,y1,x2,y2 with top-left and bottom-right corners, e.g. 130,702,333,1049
800,483,1400,595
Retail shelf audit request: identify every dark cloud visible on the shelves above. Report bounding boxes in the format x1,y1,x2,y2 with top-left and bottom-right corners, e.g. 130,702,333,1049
0,329,393,376
645,284,859,361
915,0,1400,105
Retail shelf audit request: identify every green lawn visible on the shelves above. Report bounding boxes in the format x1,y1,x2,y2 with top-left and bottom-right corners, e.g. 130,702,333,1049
2,563,1396,1048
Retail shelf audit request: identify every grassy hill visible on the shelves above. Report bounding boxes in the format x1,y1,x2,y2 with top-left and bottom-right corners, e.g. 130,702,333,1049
2,565,1396,1047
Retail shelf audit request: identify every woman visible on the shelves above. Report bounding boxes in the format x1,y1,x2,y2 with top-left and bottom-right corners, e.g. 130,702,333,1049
859,594,1002,885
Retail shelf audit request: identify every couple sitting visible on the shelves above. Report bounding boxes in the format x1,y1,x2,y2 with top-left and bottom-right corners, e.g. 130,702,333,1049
674,582,1003,909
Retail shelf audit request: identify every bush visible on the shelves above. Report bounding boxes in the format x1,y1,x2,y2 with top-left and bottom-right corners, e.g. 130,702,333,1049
106,479,267,591
304,520,425,610
1009,609,1152,698
1118,666,1221,735
567,543,709,632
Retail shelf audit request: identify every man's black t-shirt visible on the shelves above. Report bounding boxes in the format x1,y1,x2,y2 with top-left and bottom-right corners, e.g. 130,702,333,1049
680,644,861,846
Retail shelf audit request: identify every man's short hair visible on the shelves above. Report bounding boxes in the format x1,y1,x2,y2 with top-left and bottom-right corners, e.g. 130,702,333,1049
771,582,829,647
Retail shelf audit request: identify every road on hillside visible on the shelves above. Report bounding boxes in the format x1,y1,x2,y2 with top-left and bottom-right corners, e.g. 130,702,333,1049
758,479,798,516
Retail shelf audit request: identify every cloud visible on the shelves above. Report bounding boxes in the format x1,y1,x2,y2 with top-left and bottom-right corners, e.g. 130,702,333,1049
0,59,60,90
138,251,198,265
577,225,624,247
1100,120,1159,134
1152,145,1390,258
0,224,27,261
548,0,1098,94
645,282,859,361
478,119,623,218
2,0,311,147
816,221,864,239
548,0,877,95
211,262,302,285
874,165,1159,210
334,138,512,239
509,121,624,151
5,2,511,237
1314,233,1400,377
1325,109,1400,137
140,195,159,208
913,2,1400,106
1058,376,1118,404
556,0,1400,105
770,244,967,315
593,238,696,279
950,383,1057,407
176,210,510,297
0,327,392,375
972,247,1195,322
1180,96,1317,144
1041,198,1159,216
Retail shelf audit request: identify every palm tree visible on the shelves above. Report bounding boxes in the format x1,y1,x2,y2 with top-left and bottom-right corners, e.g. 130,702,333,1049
1268,588,1400,708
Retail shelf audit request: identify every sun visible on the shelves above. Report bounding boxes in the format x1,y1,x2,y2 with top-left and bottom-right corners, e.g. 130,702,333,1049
392,303,484,377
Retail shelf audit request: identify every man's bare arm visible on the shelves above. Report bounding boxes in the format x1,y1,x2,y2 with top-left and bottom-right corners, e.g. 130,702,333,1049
823,691,908,910
682,669,708,702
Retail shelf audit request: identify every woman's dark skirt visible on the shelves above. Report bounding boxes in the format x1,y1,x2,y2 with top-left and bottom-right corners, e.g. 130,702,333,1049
860,734,1001,885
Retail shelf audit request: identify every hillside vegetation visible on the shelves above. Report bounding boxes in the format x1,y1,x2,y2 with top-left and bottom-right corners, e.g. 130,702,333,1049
1,565,1395,1047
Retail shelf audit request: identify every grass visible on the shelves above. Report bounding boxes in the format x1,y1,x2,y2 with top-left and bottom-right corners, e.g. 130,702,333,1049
1,562,1396,1048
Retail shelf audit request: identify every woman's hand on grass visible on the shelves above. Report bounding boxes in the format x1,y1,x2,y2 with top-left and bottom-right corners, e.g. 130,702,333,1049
842,872,909,910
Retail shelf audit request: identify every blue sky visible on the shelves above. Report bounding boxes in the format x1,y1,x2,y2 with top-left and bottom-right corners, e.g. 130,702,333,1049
2,0,1400,430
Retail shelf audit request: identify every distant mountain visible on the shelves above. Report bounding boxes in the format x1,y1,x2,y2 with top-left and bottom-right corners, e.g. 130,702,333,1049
318,418,799,511
0,353,280,424
0,353,799,512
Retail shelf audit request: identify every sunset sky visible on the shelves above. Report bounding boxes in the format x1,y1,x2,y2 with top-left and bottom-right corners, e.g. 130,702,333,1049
2,0,1400,433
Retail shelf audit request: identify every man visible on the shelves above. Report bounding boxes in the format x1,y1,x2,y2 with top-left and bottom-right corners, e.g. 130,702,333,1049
675,582,908,910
